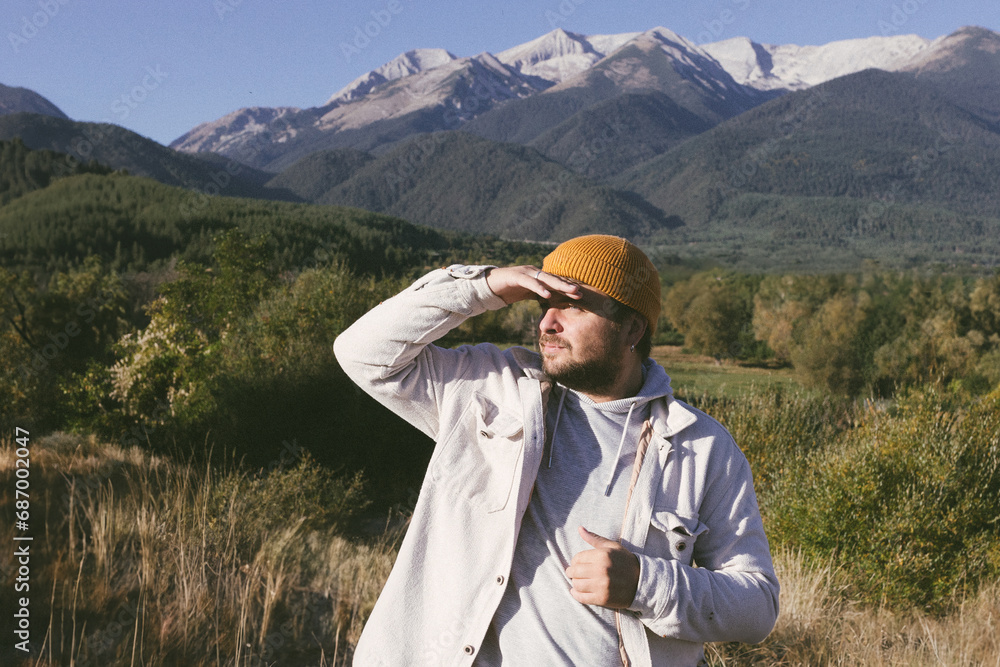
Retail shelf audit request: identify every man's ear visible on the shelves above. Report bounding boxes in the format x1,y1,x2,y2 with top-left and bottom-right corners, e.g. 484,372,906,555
625,313,647,350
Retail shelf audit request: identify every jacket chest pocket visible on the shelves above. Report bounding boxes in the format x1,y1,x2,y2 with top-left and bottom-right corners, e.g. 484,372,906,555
430,397,524,513
645,509,708,567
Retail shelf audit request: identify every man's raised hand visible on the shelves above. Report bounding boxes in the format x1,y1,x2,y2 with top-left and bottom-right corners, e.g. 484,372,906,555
485,266,582,305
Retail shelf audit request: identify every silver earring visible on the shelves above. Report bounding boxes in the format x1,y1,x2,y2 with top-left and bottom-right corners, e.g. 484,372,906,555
630,344,635,353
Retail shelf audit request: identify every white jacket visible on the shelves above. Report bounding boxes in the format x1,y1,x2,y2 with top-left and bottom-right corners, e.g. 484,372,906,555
334,265,779,667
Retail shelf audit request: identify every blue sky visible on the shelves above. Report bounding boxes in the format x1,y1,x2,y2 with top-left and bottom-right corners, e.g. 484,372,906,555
1,0,997,146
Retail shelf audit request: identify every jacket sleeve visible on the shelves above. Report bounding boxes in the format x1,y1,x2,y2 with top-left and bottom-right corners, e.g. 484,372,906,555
332,265,508,441
628,444,780,645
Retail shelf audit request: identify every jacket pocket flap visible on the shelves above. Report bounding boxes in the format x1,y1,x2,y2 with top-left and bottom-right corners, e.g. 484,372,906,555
650,509,708,538
476,410,523,439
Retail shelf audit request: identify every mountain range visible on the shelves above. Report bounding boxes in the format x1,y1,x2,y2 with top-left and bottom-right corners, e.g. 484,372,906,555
166,26,965,169
2,24,999,270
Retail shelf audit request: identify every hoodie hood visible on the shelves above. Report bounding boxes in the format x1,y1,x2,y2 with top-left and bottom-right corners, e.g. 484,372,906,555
546,358,674,494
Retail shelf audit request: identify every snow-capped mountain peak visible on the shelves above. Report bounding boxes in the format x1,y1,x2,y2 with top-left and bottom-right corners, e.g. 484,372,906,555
327,48,457,104
496,28,641,83
644,26,699,50
702,33,933,90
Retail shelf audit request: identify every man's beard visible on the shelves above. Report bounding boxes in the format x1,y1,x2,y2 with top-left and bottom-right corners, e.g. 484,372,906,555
538,332,622,395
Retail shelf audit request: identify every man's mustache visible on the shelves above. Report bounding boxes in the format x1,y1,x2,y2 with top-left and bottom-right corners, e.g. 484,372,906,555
538,335,570,350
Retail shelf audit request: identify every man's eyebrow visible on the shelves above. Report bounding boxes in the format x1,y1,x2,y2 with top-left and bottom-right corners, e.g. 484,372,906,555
541,293,577,306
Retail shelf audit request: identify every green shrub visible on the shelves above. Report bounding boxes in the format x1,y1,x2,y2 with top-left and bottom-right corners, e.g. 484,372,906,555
769,387,1000,610
690,389,851,505
101,238,429,506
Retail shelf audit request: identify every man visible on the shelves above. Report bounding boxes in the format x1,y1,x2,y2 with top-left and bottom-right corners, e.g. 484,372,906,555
334,235,779,666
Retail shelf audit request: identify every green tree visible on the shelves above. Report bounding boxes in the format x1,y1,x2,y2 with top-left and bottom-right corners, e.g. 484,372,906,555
109,229,279,428
790,291,871,395
970,272,1000,337
752,274,841,363
871,276,994,392
0,257,128,431
663,271,764,360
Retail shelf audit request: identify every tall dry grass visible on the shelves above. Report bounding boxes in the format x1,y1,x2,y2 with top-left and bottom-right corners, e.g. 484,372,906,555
708,549,1000,666
3,432,999,665
0,432,401,666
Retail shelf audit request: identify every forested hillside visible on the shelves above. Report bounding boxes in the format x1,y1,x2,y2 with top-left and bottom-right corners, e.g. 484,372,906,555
0,137,112,206
0,113,293,202
274,131,679,242
0,141,541,275
620,69,1000,216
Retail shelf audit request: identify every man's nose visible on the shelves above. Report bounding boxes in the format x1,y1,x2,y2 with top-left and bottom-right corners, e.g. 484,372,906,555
539,307,563,333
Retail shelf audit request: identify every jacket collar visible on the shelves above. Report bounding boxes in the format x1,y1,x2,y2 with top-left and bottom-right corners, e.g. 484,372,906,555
511,346,546,382
650,395,698,441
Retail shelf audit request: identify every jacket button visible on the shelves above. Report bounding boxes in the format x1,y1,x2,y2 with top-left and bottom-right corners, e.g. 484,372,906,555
496,575,505,585
463,645,475,655
676,542,687,551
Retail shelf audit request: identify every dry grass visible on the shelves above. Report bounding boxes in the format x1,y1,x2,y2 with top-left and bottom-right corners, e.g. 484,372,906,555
3,433,998,665
709,549,1000,666
0,432,400,667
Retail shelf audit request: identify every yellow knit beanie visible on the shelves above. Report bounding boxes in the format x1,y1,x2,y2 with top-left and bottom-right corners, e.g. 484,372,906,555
542,235,661,334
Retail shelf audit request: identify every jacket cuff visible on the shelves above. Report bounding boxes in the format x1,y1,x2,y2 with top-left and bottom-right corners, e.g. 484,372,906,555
628,553,674,620
444,264,506,311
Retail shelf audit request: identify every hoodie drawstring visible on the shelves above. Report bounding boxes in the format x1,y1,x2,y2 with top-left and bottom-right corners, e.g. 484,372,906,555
547,387,568,468
604,401,637,496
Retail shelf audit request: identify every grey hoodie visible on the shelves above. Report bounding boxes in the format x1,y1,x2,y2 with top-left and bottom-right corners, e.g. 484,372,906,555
478,363,674,665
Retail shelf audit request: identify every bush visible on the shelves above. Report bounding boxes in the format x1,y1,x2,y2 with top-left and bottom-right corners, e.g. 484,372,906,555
102,238,429,506
690,389,850,505
768,387,1000,610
